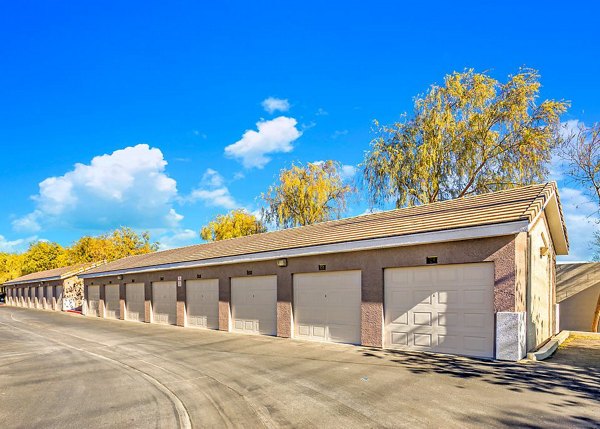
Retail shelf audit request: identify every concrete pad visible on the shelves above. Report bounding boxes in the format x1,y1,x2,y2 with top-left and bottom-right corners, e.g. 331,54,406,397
1,307,599,428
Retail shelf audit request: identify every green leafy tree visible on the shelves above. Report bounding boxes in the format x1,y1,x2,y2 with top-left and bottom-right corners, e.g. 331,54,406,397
262,161,355,228
201,210,267,242
363,68,569,208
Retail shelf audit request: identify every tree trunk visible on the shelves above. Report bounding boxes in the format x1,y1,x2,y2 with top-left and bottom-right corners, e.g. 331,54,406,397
592,292,600,333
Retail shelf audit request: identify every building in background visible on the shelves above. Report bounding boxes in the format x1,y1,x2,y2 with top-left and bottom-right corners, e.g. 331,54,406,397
3,263,104,311
557,263,600,332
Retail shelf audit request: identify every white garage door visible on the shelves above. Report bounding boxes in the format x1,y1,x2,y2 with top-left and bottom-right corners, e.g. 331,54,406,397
152,281,177,325
104,284,120,319
186,279,219,329
294,271,362,344
87,285,100,317
56,286,64,311
126,283,145,322
231,276,277,335
45,286,53,310
384,263,495,358
17,288,23,306
37,286,44,309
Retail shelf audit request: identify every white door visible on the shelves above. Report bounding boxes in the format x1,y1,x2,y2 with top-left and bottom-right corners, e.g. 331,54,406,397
384,263,495,358
37,287,44,309
18,288,24,306
45,286,53,309
87,285,100,317
104,284,120,319
126,283,145,322
231,276,277,335
294,271,362,344
152,281,177,325
186,279,219,329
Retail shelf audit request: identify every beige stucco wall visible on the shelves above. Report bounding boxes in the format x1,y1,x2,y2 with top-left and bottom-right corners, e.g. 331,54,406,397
63,276,84,310
560,284,600,332
84,234,521,348
527,214,554,350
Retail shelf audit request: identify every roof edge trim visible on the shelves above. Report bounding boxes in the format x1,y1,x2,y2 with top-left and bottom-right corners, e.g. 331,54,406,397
80,220,529,279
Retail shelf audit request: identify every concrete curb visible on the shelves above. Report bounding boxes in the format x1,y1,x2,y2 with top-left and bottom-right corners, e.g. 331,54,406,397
527,330,570,361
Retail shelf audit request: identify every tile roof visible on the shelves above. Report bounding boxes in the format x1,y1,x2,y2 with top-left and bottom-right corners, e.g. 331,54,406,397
556,263,600,303
80,182,567,277
3,262,101,286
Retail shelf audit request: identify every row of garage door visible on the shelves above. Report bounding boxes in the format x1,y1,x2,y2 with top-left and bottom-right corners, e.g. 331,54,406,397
6,286,63,310
87,263,496,358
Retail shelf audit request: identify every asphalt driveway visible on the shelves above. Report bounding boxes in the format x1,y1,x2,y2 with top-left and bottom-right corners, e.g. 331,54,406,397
0,308,598,428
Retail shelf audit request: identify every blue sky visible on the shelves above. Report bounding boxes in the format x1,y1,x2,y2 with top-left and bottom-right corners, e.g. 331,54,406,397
0,1,598,261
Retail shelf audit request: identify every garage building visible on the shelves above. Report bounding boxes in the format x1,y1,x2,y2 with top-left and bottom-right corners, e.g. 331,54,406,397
4,263,102,311
80,183,568,361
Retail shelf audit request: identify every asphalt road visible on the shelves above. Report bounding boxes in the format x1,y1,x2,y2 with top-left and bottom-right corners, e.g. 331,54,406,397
0,307,598,428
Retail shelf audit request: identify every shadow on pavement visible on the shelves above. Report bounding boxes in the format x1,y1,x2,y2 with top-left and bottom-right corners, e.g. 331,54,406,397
359,346,600,402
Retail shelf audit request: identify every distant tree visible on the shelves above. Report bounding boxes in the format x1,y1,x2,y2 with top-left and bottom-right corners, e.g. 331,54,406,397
20,241,66,275
560,122,600,211
262,161,354,228
363,68,569,208
0,253,24,283
65,227,159,264
200,210,267,242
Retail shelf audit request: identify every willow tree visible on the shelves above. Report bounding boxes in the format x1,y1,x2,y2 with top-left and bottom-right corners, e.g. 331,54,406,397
262,161,354,228
363,68,569,208
200,209,267,241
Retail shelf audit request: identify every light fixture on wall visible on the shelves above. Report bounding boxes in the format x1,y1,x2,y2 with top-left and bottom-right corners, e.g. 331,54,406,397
318,264,326,271
196,274,202,278
277,258,288,267
117,275,123,280
247,270,253,275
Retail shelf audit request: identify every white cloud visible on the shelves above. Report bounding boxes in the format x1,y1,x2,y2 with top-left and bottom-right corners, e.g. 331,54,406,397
187,169,238,210
332,129,349,139
157,229,198,250
225,116,302,169
315,107,328,116
341,164,357,180
261,97,290,114
0,234,38,253
359,208,383,216
13,144,182,232
557,186,599,262
12,212,42,233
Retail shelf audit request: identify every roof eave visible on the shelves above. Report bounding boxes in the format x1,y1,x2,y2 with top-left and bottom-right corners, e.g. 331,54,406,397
545,192,569,255
3,275,62,286
80,220,529,279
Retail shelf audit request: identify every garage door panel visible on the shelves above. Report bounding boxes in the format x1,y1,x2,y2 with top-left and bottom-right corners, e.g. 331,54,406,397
105,284,120,319
231,276,277,336
37,287,44,308
56,286,64,310
152,281,177,325
186,279,218,329
294,271,361,345
87,285,100,317
126,283,145,322
385,263,494,358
